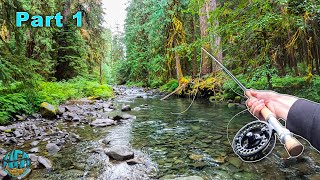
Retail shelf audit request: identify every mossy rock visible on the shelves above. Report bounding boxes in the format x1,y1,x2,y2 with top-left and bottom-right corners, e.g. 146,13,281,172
40,102,57,119
234,96,241,103
4,129,12,133
228,103,236,108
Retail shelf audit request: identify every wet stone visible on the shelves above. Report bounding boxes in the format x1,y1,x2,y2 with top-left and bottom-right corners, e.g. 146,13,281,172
30,140,40,147
105,145,134,161
28,154,39,162
46,143,60,155
121,105,131,112
90,119,115,127
192,162,207,169
228,157,242,168
38,156,52,170
29,147,39,153
0,148,7,155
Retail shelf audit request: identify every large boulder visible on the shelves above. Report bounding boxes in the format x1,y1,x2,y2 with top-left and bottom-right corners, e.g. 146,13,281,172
40,102,58,118
90,119,115,127
105,146,134,161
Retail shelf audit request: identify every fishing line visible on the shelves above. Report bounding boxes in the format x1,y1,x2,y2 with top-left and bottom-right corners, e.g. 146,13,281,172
226,108,248,146
170,48,204,115
171,49,244,114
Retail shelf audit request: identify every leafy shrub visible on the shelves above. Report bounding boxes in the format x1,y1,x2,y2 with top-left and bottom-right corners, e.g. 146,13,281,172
0,93,32,124
160,79,179,92
0,78,113,124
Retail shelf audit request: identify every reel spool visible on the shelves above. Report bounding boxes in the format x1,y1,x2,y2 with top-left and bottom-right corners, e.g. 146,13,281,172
232,121,276,162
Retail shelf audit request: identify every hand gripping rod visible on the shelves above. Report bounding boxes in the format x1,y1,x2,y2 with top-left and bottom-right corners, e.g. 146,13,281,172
202,48,303,157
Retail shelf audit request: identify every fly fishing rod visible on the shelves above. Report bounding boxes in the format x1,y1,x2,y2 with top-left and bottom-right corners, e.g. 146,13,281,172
202,48,304,162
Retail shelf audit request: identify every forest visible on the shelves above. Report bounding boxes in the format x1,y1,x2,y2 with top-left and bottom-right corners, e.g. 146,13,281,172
1,0,320,123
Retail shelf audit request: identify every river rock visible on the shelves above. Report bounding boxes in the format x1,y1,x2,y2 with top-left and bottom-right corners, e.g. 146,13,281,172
5,137,17,145
69,133,81,142
228,103,236,108
46,143,60,154
13,130,23,138
192,162,206,169
0,126,7,132
28,154,39,162
15,115,26,121
30,141,40,147
29,147,39,153
40,102,57,118
90,119,115,127
189,154,203,161
4,129,11,133
126,157,144,165
121,105,131,112
0,168,8,179
133,107,142,112
105,146,134,161
228,157,242,168
38,156,52,170
0,148,7,155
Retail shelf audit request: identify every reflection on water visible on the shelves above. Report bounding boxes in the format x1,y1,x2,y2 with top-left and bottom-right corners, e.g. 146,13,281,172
130,97,320,179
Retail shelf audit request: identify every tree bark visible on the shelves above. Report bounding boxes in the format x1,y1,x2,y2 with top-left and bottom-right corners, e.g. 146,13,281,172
207,0,222,72
174,39,183,84
191,15,197,78
199,0,211,75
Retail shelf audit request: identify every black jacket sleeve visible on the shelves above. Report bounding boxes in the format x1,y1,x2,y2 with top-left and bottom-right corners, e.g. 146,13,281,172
286,99,320,151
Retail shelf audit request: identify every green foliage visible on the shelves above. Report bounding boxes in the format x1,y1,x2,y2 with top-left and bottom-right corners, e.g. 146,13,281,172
0,78,113,124
37,78,114,105
0,93,32,124
223,75,320,102
160,79,179,92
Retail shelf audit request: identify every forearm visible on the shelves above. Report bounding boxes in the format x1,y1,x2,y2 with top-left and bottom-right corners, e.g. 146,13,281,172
286,99,320,151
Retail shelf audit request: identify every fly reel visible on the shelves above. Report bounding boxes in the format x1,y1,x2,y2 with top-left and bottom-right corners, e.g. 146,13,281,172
232,121,276,162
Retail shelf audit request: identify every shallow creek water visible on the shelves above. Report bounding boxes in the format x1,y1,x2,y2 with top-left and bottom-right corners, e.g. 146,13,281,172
15,87,320,179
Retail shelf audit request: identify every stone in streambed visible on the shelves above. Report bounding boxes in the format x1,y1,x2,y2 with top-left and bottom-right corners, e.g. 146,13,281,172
38,156,52,170
228,157,242,168
133,107,141,111
28,154,38,162
29,147,39,153
0,168,8,180
189,154,203,161
90,119,115,127
0,148,7,155
228,103,236,108
46,143,60,154
105,145,134,161
192,162,207,169
126,157,144,165
15,115,26,121
13,130,23,138
121,105,131,112
30,141,40,147
40,102,58,118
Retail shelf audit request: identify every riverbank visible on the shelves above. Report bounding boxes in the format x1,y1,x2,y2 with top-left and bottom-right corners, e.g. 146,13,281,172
0,78,113,124
0,86,159,179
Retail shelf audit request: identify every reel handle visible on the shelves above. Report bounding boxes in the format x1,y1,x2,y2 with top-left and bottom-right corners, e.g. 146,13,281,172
246,92,304,157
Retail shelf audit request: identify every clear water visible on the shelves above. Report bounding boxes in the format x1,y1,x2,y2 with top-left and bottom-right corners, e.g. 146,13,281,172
24,88,320,179
129,96,320,179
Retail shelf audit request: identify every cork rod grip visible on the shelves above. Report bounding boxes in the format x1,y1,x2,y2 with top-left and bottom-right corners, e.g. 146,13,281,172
246,91,303,157
260,107,303,157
